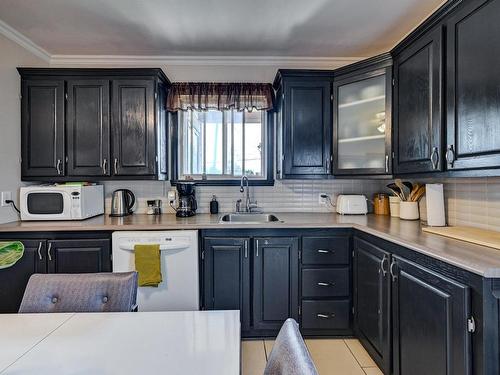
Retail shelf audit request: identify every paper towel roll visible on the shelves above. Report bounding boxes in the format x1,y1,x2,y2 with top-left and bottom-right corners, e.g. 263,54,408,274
425,184,446,227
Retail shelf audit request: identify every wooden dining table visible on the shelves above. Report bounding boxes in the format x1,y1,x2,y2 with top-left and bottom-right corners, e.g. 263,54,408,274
0,310,240,374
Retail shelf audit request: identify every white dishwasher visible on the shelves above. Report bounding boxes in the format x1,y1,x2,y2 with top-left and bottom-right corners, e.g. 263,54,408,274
112,230,199,312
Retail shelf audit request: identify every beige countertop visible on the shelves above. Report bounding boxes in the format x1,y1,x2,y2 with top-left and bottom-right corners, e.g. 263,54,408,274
1,213,500,277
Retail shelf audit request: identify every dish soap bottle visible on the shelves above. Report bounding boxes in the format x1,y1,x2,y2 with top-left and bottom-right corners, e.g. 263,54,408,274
210,195,219,214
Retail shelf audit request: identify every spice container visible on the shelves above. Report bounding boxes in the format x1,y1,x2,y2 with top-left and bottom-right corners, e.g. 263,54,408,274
373,193,390,215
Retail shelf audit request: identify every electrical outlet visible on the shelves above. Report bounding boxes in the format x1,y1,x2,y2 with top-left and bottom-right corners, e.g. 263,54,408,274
1,191,12,207
318,193,328,205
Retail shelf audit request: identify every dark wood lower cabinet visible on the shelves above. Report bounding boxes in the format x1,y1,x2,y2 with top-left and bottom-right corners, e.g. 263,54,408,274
0,240,46,313
47,239,111,274
202,237,250,332
391,256,471,375
0,234,112,313
354,238,391,374
253,237,299,332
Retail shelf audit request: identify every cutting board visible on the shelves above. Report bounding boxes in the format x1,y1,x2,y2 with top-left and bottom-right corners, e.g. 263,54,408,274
422,226,500,250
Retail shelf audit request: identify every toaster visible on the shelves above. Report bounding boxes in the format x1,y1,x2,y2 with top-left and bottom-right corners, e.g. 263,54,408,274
336,195,368,215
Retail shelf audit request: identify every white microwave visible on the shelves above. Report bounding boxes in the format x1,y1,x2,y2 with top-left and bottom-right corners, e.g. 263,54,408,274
19,185,104,221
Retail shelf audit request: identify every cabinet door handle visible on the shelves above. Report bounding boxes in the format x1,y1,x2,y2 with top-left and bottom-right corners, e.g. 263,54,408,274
317,282,335,287
244,241,248,258
445,145,455,168
47,243,53,262
380,254,388,277
102,158,107,175
317,249,334,254
390,260,398,282
385,154,389,173
37,241,43,261
56,159,62,175
431,147,439,170
114,158,118,174
255,240,259,257
317,313,335,319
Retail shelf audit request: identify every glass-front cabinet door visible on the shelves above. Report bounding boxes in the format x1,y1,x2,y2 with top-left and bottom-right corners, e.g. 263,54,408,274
333,63,392,175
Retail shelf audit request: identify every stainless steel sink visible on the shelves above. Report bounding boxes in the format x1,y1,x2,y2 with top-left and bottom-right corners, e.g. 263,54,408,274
219,213,282,224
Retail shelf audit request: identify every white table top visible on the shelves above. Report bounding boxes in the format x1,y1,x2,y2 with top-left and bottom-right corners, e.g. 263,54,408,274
0,311,240,375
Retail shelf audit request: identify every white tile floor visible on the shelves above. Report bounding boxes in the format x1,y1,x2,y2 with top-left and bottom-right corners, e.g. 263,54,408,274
242,338,382,375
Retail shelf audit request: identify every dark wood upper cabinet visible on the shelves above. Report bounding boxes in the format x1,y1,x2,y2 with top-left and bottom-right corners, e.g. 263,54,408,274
333,54,392,176
111,79,156,176
17,68,169,181
393,25,443,174
391,256,471,375
253,237,299,332
67,79,110,177
274,71,333,178
21,79,65,178
46,238,111,274
203,237,251,332
445,0,500,171
353,238,391,374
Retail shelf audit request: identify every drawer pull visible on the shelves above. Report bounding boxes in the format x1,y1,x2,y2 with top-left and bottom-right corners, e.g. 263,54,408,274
317,313,335,319
317,249,334,254
317,282,335,287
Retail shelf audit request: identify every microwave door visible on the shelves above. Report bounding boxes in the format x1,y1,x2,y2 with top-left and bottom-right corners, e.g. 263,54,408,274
24,190,71,220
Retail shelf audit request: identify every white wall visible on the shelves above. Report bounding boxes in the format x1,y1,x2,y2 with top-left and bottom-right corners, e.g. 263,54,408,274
0,34,48,223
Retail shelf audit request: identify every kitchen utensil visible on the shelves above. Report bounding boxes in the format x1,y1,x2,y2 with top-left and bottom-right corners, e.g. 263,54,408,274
374,193,390,215
389,196,401,217
410,184,426,202
386,183,405,201
395,179,408,201
402,181,414,194
110,189,135,217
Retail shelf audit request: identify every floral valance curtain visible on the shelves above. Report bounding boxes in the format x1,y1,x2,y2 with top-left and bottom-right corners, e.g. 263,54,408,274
166,82,274,112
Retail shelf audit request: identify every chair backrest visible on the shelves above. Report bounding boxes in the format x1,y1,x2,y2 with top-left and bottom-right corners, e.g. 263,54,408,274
264,318,318,375
19,272,138,313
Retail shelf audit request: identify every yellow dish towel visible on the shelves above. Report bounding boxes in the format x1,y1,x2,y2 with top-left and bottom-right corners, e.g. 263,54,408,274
134,244,162,287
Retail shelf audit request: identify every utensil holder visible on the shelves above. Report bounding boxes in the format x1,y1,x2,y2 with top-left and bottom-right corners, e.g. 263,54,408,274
389,196,401,218
399,201,419,220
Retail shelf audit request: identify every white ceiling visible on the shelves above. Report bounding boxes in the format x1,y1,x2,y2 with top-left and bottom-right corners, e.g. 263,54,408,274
0,0,443,58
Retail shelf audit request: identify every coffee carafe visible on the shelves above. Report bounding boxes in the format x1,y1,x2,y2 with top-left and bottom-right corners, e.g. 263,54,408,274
176,182,197,217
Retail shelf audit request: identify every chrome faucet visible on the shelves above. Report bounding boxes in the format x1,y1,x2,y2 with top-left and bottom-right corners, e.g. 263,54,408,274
238,175,258,212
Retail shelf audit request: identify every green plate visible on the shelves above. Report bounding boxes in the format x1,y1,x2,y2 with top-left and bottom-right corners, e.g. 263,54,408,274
0,242,25,269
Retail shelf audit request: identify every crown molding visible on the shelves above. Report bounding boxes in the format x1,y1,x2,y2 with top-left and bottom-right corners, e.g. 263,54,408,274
49,54,362,68
0,19,51,62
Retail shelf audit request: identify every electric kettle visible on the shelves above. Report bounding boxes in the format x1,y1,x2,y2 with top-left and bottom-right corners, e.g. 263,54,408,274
110,189,135,217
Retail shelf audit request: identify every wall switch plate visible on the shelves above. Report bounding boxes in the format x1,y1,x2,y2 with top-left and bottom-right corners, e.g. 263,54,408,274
318,193,328,205
1,191,12,207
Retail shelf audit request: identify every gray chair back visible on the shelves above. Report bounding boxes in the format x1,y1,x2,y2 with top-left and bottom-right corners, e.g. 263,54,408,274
19,272,138,313
264,318,318,375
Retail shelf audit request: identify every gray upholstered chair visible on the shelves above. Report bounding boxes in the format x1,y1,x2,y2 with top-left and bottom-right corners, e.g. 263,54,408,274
264,318,318,375
18,272,138,313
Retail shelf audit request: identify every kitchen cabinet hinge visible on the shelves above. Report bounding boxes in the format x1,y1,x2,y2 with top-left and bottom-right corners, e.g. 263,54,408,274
155,92,158,100
352,307,355,315
352,250,354,258
467,316,476,333
201,250,205,260
298,306,301,315
392,78,395,86
65,156,68,163
65,93,68,100
392,151,395,159
298,250,301,261
330,94,334,101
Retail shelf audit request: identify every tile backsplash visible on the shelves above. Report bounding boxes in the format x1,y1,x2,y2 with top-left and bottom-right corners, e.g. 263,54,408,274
102,179,386,215
102,177,500,232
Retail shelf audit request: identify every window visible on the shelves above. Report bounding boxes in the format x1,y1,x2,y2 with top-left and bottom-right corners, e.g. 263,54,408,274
177,109,270,183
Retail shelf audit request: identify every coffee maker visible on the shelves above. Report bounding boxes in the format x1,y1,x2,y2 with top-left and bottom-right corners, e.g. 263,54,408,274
176,182,197,217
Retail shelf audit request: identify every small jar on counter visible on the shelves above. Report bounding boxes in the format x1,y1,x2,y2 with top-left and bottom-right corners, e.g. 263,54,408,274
210,195,219,214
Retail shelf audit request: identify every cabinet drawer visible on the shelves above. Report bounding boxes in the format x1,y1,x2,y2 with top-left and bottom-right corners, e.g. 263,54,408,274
302,237,349,265
302,268,349,298
301,300,350,330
